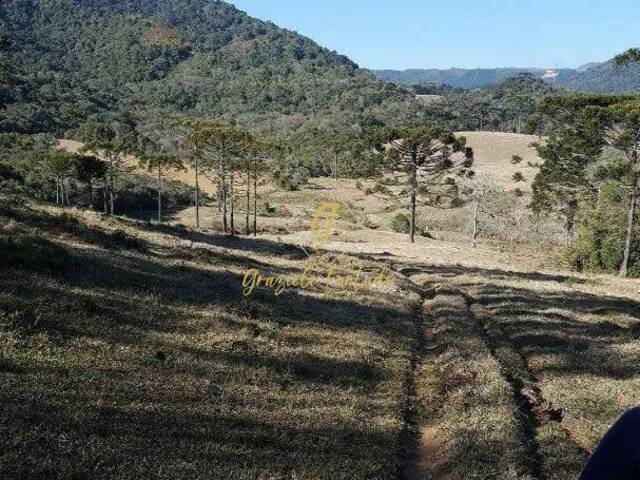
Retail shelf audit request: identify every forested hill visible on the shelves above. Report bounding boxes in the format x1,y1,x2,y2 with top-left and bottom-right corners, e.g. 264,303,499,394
374,62,640,93
373,68,576,89
0,0,423,138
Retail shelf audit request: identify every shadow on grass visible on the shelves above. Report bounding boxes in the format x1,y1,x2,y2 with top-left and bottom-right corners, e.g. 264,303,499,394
473,282,640,380
0,204,413,479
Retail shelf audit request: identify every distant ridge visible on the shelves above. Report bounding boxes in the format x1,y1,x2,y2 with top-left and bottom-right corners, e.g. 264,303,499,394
373,61,640,93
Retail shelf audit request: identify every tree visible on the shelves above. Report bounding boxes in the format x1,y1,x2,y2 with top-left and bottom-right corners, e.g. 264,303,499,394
176,119,214,229
75,154,107,210
139,149,184,223
183,121,251,233
534,92,640,275
373,126,474,243
603,50,640,275
614,48,640,65
462,180,503,247
41,151,77,206
532,94,609,239
80,117,136,215
248,138,280,236
604,100,640,276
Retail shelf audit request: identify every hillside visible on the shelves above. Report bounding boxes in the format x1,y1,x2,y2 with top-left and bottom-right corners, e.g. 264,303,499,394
374,61,640,93
0,0,422,138
373,67,576,89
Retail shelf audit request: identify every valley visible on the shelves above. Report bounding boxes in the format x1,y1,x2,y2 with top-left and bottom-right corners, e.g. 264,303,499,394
1,1,639,479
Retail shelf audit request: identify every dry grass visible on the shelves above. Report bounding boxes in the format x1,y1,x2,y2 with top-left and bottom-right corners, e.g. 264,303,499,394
0,196,419,480
403,263,639,480
457,131,542,193
10,133,640,479
413,293,535,480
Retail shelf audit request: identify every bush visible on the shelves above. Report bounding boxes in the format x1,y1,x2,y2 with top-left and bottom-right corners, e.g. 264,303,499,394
511,155,523,165
513,172,525,182
114,174,192,214
390,213,411,234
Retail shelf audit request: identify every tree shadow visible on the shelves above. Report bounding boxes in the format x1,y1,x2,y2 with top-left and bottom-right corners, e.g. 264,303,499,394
472,282,640,380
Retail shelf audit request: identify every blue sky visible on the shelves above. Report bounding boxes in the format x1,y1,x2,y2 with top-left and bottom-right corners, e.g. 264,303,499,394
230,0,640,70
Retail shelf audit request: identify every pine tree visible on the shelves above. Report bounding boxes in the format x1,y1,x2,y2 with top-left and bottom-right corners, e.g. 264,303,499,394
373,126,474,243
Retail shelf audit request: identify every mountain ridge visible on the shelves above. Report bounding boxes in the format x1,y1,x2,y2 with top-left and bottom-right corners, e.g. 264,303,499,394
373,61,640,93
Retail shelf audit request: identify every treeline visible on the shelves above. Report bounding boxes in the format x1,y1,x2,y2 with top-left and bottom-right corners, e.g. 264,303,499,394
412,74,556,134
532,72,640,276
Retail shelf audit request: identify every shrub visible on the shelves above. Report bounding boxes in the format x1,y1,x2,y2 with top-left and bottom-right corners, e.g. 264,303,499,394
513,172,525,182
390,213,411,234
511,155,523,165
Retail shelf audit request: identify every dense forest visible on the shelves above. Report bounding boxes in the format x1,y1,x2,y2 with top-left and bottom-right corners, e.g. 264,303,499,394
414,74,556,133
0,0,424,140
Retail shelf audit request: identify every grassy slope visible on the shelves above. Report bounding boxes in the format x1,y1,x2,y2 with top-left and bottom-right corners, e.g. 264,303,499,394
0,194,419,480
58,131,545,235
404,265,640,480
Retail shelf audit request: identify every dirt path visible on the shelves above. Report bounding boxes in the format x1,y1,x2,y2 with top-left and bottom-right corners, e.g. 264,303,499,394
391,259,640,480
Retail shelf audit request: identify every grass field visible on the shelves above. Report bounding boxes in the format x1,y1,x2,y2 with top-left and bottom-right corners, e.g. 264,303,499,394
0,195,420,479
3,132,638,479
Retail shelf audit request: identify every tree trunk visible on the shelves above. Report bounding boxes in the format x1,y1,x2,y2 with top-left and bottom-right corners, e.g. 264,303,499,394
410,148,417,244
108,156,115,216
222,176,228,233
620,173,639,277
246,169,250,235
56,177,60,205
194,159,200,228
61,179,68,207
103,177,108,214
253,170,258,236
472,202,479,247
230,174,235,235
157,165,162,223
66,179,72,206
334,152,338,200
88,178,94,210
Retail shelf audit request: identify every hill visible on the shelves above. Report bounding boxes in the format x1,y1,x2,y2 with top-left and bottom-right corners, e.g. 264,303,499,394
373,67,577,89
0,0,423,138
417,74,556,133
374,60,640,93
560,58,640,93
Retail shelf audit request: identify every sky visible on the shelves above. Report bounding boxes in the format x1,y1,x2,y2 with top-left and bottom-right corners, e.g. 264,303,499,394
230,0,640,70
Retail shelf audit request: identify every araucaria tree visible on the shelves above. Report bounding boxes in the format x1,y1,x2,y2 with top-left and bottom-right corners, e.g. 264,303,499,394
41,151,77,206
183,121,251,233
74,154,107,210
610,47,640,276
139,144,184,223
374,126,474,243
534,92,640,276
239,138,279,236
80,118,136,215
